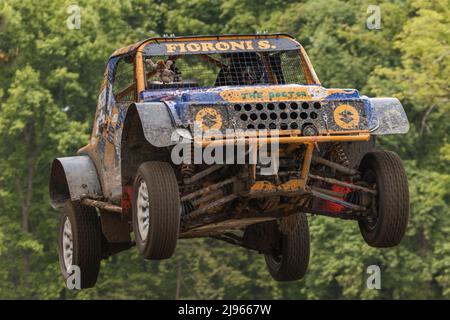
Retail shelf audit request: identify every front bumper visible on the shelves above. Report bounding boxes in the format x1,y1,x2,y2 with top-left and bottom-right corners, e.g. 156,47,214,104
197,131,370,146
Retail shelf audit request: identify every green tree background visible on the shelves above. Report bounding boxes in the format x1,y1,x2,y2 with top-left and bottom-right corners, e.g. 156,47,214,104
0,0,449,299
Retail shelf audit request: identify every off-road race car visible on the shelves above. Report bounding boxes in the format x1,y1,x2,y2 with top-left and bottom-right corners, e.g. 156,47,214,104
49,34,410,288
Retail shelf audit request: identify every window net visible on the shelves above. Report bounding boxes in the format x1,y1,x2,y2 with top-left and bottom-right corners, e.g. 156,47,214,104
144,50,307,90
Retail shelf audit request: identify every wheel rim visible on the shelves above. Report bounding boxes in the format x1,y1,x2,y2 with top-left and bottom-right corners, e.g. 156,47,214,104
268,252,282,265
268,236,283,265
62,217,73,270
137,179,150,241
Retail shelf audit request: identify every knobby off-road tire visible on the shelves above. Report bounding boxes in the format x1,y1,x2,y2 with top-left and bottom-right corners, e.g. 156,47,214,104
264,213,310,281
58,201,102,289
358,150,409,248
132,161,181,260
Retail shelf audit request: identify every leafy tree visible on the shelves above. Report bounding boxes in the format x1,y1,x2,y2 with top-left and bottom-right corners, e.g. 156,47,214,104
0,65,86,298
0,0,449,300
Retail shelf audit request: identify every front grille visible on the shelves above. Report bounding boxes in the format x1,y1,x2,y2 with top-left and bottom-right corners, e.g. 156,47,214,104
188,100,368,134
229,101,324,131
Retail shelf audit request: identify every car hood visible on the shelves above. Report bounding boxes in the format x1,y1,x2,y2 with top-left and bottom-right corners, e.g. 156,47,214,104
141,84,361,105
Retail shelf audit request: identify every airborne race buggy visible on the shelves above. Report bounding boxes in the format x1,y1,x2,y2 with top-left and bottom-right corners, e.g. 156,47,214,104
49,34,410,288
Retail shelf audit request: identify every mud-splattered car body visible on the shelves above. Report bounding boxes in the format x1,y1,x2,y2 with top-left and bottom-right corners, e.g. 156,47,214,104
50,34,410,287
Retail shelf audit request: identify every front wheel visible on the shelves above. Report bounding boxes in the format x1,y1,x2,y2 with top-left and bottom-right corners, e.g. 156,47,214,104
264,213,310,281
358,150,409,247
132,161,181,260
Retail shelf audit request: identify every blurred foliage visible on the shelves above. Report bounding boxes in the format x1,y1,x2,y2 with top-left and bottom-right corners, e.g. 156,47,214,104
0,0,449,299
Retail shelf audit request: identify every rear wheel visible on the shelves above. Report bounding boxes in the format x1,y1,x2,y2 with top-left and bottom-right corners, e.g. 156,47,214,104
132,161,181,259
264,213,310,281
58,201,102,289
358,150,409,247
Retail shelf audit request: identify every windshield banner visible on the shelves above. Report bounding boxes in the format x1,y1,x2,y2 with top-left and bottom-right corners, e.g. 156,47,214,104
143,37,300,56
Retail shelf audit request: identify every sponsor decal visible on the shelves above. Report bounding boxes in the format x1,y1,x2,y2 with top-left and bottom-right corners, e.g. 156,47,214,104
333,104,360,129
195,107,223,131
165,40,275,54
219,87,311,102
143,38,299,56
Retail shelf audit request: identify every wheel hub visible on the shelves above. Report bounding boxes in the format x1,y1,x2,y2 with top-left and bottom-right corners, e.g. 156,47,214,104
62,217,73,270
137,180,150,241
360,170,379,230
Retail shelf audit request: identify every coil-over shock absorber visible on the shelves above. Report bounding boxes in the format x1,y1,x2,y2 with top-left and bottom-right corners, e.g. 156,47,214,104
181,163,195,179
332,142,350,167
181,144,195,179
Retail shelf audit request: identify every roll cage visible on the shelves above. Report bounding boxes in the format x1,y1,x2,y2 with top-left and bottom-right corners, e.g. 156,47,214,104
108,34,321,104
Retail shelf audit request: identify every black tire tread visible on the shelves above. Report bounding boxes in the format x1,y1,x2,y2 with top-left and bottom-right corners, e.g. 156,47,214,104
133,161,180,259
359,150,409,247
58,201,102,289
264,213,310,281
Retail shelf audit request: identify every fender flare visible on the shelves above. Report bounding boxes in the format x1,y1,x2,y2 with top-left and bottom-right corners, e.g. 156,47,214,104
49,156,102,209
123,102,178,148
368,98,410,135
